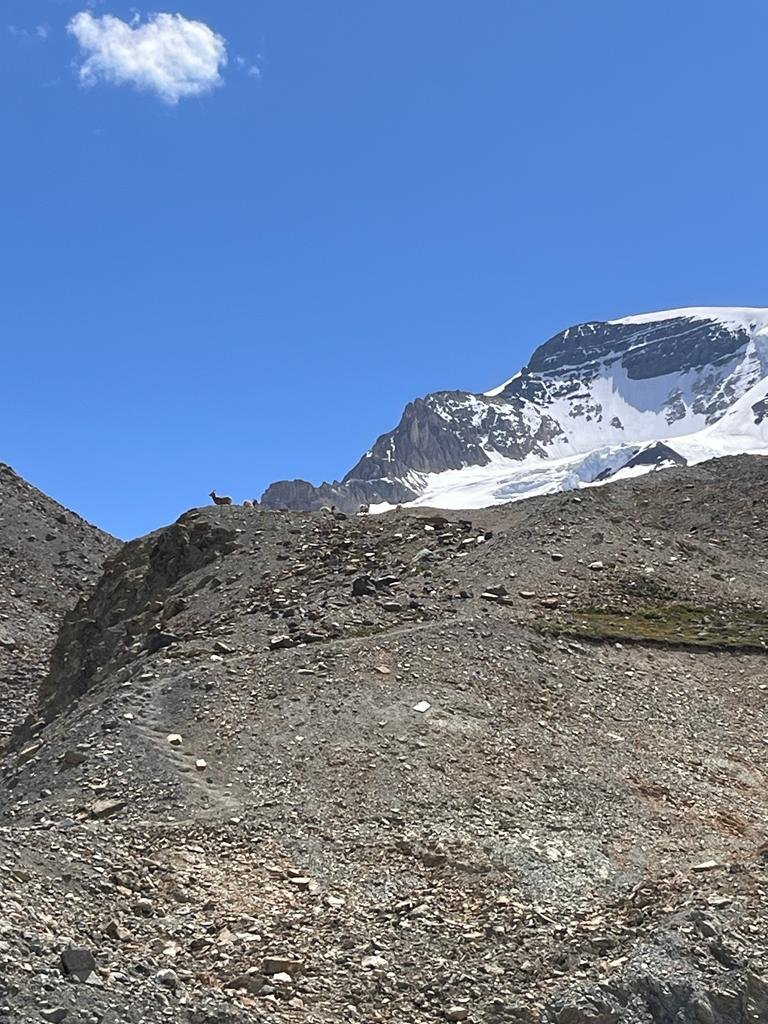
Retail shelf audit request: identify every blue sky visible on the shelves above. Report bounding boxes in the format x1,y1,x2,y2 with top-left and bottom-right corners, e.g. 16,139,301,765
2,1,768,538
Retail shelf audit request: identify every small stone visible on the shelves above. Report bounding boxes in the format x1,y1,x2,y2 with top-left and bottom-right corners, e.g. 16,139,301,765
90,798,127,820
692,860,720,872
269,635,294,650
412,548,432,563
17,740,44,766
132,898,154,916
361,954,387,969
229,972,265,994
156,968,179,990
60,947,96,980
106,920,131,942
374,666,391,675
195,759,208,771
62,749,88,767
589,561,605,571
40,1010,68,1024
352,576,378,597
146,631,179,654
167,734,183,746
272,972,293,985
519,590,536,599
288,876,312,890
707,895,732,907
260,956,303,977
413,701,431,713
445,1008,469,1022
550,552,564,561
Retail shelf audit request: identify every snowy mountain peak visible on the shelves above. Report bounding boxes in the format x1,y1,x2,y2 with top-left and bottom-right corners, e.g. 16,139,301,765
261,307,768,512
610,305,768,329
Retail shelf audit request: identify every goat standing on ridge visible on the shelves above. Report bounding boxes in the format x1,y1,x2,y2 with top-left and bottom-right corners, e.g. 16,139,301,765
209,490,233,506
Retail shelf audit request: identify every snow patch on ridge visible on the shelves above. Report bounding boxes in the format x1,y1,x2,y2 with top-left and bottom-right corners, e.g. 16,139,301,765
610,306,768,331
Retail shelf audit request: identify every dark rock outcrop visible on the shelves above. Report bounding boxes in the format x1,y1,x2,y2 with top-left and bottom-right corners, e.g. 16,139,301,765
753,396,768,425
620,442,688,472
32,510,238,722
521,318,749,382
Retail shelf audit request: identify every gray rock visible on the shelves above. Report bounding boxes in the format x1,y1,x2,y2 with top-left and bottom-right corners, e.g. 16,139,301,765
62,749,88,767
445,1006,469,1021
40,1010,68,1024
352,576,378,597
60,947,96,980
260,956,303,976
90,798,126,820
17,740,44,766
156,968,179,990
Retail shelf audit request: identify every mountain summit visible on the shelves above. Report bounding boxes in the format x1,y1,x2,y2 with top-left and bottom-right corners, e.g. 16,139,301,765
262,307,768,512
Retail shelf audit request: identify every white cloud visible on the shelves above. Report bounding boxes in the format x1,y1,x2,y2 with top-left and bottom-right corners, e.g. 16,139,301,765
236,54,261,79
8,23,50,42
68,11,227,104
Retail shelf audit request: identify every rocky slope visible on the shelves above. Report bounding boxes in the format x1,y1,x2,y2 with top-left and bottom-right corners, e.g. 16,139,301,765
261,307,768,512
2,455,766,1023
0,463,118,746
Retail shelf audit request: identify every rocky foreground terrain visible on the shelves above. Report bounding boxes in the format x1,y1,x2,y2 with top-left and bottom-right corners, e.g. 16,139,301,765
1,456,767,1023
0,463,118,746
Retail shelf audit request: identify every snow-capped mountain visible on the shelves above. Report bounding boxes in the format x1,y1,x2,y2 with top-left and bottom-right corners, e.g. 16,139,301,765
261,307,768,512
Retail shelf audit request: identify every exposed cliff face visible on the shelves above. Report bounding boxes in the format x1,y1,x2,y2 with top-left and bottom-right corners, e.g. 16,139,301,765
261,307,768,512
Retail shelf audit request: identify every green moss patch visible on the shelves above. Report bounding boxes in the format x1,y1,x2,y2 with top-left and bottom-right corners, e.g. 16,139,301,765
545,602,768,651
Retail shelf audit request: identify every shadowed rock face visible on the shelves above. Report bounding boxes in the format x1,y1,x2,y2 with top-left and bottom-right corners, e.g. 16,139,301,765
520,318,749,381
753,396,768,425
36,513,238,718
261,312,768,512
0,462,117,745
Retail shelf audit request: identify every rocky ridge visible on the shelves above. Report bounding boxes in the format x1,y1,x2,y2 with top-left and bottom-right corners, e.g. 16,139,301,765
1,455,767,1022
0,463,118,746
